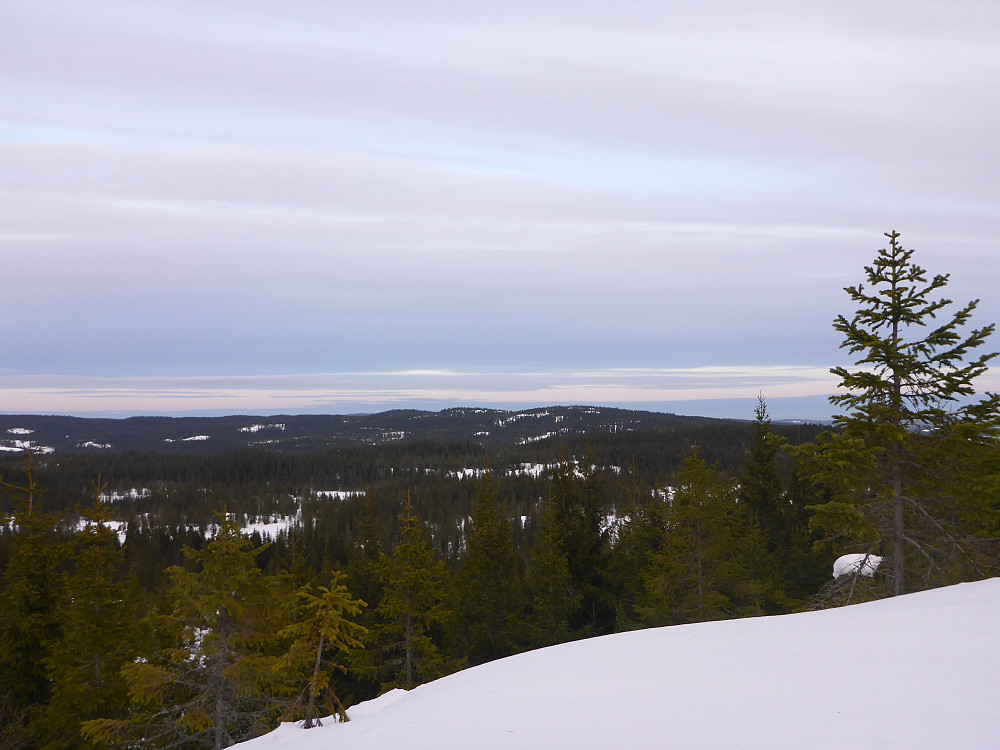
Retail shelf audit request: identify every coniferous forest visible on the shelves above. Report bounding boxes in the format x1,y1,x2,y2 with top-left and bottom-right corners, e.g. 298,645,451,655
2,233,999,749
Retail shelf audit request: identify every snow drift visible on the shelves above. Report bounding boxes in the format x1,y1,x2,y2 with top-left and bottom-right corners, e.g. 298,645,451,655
237,578,1000,750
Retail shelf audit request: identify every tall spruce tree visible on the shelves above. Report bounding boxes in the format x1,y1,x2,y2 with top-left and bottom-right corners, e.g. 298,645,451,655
40,485,137,750
735,396,790,614
451,468,525,665
812,231,1000,595
546,454,614,636
643,449,736,625
0,453,66,748
358,495,451,691
525,491,576,648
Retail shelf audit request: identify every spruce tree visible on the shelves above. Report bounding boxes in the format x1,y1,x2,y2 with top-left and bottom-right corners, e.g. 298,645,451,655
735,396,790,614
279,571,367,727
525,492,576,647
85,515,288,749
451,468,525,664
358,495,452,691
40,485,137,750
811,231,1000,595
643,449,736,625
0,453,66,746
546,453,614,636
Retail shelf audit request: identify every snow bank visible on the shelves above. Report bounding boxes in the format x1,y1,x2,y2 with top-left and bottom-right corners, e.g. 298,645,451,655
235,578,1000,750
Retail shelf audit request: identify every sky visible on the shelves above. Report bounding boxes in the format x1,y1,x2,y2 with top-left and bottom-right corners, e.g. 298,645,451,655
2,1,999,419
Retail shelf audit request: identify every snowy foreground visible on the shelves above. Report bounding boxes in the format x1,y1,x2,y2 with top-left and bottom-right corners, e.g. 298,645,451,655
238,579,1000,750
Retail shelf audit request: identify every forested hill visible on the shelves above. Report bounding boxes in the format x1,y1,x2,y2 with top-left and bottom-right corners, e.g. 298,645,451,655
0,406,793,455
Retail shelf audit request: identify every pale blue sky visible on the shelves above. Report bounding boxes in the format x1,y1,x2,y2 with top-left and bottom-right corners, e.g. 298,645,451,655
2,1,999,419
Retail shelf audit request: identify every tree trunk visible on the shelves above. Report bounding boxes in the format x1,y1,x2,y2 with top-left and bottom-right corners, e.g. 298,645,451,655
892,460,905,596
304,633,324,729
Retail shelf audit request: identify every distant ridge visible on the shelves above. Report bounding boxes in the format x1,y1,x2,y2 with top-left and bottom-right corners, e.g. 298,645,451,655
0,407,755,455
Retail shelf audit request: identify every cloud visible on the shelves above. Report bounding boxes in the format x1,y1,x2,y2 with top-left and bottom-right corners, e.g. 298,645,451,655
0,366,840,414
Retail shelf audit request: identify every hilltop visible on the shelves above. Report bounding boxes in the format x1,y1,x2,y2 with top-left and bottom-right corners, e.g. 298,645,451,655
238,579,1000,750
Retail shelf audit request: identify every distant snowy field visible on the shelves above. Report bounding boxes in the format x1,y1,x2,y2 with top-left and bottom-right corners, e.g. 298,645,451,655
237,579,1000,750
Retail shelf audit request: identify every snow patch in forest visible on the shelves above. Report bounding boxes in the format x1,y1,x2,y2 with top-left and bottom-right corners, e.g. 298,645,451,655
76,518,128,544
7,427,33,435
241,510,303,540
78,441,112,449
516,432,557,444
313,490,365,501
511,463,548,478
240,423,286,433
99,488,151,503
449,468,487,480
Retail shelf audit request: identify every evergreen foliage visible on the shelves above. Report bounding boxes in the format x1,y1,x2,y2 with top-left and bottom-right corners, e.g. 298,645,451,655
643,449,737,625
0,453,67,747
279,571,367,727
84,515,288,749
357,495,453,691
451,468,526,664
524,492,577,647
39,484,136,750
807,231,1000,594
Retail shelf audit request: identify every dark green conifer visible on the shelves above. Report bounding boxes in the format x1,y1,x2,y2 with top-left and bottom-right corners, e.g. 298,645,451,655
358,495,452,690
279,571,367,727
0,453,66,747
808,231,1000,595
40,482,137,750
452,467,525,664
643,449,736,625
85,515,287,749
525,492,576,647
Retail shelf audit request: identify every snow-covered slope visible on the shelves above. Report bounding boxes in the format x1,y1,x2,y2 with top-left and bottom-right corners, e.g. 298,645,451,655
238,579,1000,750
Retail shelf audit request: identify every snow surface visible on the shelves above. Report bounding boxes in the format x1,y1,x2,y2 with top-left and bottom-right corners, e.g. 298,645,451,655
235,579,1000,750
833,553,883,578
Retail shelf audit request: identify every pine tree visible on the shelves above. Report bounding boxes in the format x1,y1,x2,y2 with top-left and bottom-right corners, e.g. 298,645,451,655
279,571,367,727
607,458,664,629
811,231,1000,595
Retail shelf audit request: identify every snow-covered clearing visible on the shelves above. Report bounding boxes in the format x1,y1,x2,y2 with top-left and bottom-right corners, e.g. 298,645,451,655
236,578,1000,750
